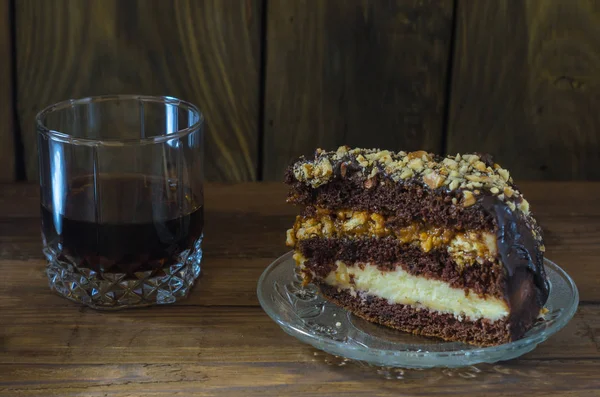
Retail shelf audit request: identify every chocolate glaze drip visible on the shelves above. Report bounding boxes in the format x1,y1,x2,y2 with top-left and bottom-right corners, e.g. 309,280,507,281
480,195,550,309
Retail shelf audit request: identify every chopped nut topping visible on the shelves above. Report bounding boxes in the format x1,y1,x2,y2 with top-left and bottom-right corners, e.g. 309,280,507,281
449,179,460,191
400,168,414,179
366,150,391,163
290,146,532,215
498,168,510,181
407,158,424,172
461,154,479,165
474,161,487,171
407,150,428,160
356,154,368,167
336,146,349,156
466,175,483,182
286,228,296,247
368,167,379,179
442,158,458,170
519,199,530,214
462,191,476,207
423,171,446,189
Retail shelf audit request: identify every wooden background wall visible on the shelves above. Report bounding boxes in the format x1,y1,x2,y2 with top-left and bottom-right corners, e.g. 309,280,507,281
1,0,599,182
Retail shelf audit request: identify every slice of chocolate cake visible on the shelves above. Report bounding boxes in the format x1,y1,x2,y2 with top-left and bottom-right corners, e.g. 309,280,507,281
284,146,549,346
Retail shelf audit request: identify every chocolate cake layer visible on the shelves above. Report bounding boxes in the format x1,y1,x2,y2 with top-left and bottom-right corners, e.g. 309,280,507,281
285,147,528,219
318,282,533,346
296,237,506,299
288,177,497,231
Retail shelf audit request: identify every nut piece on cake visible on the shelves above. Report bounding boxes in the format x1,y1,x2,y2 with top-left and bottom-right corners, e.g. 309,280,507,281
284,146,549,346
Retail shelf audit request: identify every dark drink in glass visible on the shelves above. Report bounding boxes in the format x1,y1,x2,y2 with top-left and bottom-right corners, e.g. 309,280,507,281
37,95,204,309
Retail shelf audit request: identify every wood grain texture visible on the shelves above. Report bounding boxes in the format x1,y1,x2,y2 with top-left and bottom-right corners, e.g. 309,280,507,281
15,0,262,181
0,0,14,181
0,306,599,395
2,360,599,397
447,0,600,180
0,182,599,395
262,0,453,180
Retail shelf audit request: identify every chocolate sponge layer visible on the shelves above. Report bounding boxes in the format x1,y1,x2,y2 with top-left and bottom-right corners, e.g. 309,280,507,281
286,176,496,231
297,237,506,299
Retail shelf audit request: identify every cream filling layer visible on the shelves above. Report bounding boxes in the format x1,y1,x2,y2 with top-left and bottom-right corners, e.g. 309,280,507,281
321,260,509,321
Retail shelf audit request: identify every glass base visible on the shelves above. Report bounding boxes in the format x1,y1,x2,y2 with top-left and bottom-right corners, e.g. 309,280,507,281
45,239,203,310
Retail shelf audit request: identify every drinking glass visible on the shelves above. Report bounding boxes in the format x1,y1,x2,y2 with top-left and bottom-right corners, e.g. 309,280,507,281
37,95,204,309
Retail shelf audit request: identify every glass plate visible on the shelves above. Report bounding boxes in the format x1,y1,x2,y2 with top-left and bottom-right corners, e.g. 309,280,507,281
257,251,579,368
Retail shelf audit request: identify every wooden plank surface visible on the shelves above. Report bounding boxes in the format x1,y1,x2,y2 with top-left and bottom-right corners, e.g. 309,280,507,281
0,306,599,396
0,182,599,396
2,359,599,397
0,0,15,182
262,0,454,180
447,0,600,180
15,0,262,182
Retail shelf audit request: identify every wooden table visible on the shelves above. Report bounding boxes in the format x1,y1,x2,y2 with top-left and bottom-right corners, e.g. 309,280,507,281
1,182,599,396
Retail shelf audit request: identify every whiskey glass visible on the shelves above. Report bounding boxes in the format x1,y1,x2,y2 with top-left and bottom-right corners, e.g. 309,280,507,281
37,95,204,309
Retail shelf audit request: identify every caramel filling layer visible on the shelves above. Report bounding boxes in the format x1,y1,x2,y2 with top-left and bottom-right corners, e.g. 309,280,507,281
287,209,497,266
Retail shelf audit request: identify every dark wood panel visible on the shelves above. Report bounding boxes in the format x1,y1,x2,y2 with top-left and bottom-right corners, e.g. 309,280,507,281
447,0,600,180
262,0,453,180
15,0,262,181
0,0,14,181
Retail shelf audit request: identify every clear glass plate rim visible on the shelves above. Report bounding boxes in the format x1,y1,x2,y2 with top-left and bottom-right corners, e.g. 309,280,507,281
258,251,579,359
